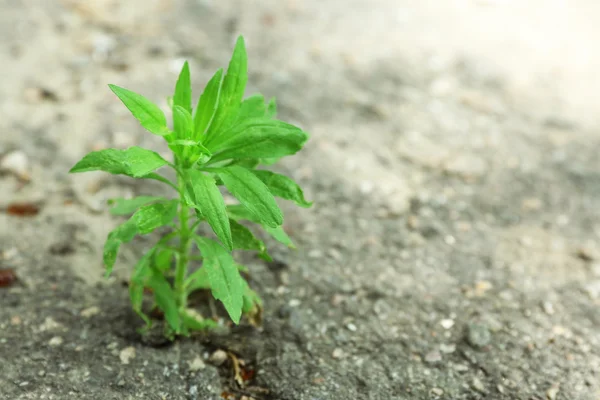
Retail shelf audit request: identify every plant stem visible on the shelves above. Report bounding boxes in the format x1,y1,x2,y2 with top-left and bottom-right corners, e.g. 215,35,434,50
174,170,191,310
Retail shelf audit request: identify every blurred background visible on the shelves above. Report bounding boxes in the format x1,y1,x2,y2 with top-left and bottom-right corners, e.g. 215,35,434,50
1,1,599,399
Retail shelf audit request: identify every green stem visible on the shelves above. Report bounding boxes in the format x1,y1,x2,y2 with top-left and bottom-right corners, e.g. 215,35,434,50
174,170,191,310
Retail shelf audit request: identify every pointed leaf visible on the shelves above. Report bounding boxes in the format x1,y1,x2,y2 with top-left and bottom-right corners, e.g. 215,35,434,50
129,247,156,327
133,200,179,234
230,219,271,260
251,170,312,207
227,205,295,248
216,166,282,228
205,36,248,142
194,237,244,323
108,84,170,136
185,170,233,251
69,147,170,178
103,218,138,276
193,68,224,140
264,225,295,248
108,196,164,216
206,119,308,162
143,172,177,190
147,269,181,332
173,61,192,114
172,105,193,140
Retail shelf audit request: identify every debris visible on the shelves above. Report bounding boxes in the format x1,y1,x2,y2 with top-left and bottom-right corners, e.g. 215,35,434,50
6,203,40,217
23,87,58,103
576,245,598,262
0,268,17,288
119,346,136,365
474,280,493,297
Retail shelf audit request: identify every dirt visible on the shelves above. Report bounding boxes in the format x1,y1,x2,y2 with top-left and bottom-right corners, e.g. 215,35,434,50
1,0,600,399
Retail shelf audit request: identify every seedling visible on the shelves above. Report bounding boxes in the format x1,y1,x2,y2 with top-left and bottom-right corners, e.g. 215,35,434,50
69,36,311,338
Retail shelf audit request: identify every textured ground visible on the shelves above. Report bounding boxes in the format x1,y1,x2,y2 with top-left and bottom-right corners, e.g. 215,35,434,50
1,1,599,399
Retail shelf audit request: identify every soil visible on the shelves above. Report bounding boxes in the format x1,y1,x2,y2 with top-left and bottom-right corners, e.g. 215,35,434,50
1,1,599,399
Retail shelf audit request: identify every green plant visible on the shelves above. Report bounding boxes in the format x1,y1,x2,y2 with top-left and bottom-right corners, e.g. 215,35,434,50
69,36,311,338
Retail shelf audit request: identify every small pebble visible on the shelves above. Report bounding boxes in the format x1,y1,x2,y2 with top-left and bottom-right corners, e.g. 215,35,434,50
188,356,205,372
440,319,455,329
440,343,456,354
308,249,323,259
546,384,560,400
472,377,486,393
288,299,301,307
332,348,345,359
430,388,444,396
209,349,228,366
119,346,136,365
48,336,63,346
542,301,555,315
346,323,357,332
467,323,491,349
0,150,30,180
424,350,442,364
80,306,100,318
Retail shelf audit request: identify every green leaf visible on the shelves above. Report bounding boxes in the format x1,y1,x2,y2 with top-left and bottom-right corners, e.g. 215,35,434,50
108,196,164,215
266,97,277,119
147,269,181,332
236,94,266,120
143,172,177,190
251,170,312,208
193,68,224,140
173,61,192,114
185,267,210,294
194,237,244,323
227,205,295,248
185,170,233,251
103,218,138,276
155,248,175,272
205,36,248,142
216,166,282,228
133,200,179,234
206,119,308,163
69,147,170,178
264,225,295,248
129,247,156,328
108,84,170,136
172,105,193,140
230,219,271,261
